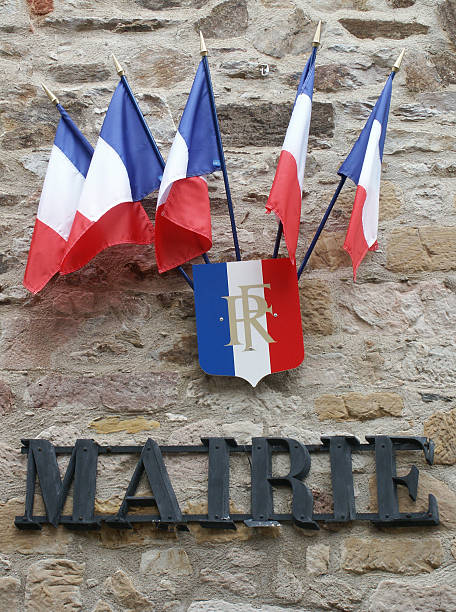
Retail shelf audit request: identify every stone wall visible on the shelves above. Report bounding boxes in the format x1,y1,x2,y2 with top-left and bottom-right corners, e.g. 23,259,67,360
1,0,456,610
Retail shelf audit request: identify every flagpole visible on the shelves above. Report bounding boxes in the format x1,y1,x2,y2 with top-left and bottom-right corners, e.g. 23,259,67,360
199,32,241,261
112,55,196,290
272,21,321,259
296,48,405,280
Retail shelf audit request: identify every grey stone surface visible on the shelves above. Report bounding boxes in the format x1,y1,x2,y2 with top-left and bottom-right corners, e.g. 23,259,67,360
1,0,456,610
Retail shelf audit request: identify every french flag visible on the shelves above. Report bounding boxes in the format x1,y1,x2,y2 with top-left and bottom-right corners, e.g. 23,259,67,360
60,79,162,275
155,60,220,273
193,258,304,387
339,73,394,280
266,47,316,265
23,106,93,293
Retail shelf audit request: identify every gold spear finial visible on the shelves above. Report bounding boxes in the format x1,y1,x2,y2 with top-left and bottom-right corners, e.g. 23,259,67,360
392,48,405,73
312,20,322,48
112,53,125,76
199,30,208,56
41,82,59,106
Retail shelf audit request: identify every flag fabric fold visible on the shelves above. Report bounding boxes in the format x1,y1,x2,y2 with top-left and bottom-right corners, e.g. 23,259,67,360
155,60,220,273
23,105,93,293
265,47,316,265
60,79,162,275
339,73,394,280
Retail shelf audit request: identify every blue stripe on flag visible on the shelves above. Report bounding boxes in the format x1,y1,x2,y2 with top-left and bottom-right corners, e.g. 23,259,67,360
54,105,93,177
178,60,220,178
338,73,394,185
100,81,163,201
193,262,235,377
296,46,316,102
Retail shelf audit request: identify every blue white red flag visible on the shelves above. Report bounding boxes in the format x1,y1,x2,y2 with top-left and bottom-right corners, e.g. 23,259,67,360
339,73,394,280
23,106,93,293
266,47,316,264
193,258,304,386
155,60,220,273
60,80,161,274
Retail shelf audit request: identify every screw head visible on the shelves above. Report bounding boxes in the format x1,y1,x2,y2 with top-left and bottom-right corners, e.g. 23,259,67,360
219,317,224,321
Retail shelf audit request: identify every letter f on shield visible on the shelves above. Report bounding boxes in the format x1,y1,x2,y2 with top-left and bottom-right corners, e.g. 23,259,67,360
223,284,276,351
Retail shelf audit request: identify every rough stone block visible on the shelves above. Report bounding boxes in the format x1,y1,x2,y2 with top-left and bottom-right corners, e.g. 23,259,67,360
405,53,441,92
218,102,334,147
195,0,248,38
369,580,456,612
315,64,360,92
89,416,160,434
140,548,193,576
159,333,199,365
187,602,291,612
131,49,190,89
339,19,428,39
307,230,351,271
306,543,330,575
274,559,303,603
0,380,13,415
315,392,403,421
387,0,415,6
430,50,456,86
438,0,456,41
300,280,334,336
252,9,311,58
92,602,113,612
104,570,153,611
27,0,53,15
0,499,71,555
42,16,173,32
424,407,456,464
25,372,179,412
200,567,256,597
48,63,110,84
387,226,456,273
25,559,85,611
342,537,443,574
137,0,204,7
0,577,20,612
303,577,363,611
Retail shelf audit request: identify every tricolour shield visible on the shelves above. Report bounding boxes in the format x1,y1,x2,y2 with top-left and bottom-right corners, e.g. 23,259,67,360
193,258,304,386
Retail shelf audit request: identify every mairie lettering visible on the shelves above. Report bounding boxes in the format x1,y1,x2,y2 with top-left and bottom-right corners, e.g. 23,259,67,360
15,436,439,531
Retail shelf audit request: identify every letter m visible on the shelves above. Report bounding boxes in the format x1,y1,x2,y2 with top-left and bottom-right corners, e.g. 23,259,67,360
15,439,99,530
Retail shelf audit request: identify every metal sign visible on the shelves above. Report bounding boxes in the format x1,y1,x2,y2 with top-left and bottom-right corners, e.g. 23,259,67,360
193,258,304,386
15,435,439,531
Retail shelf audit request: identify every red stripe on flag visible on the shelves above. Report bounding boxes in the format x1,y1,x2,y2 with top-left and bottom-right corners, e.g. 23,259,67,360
343,185,370,281
266,150,302,264
262,258,304,374
60,202,154,275
23,219,67,293
155,176,212,273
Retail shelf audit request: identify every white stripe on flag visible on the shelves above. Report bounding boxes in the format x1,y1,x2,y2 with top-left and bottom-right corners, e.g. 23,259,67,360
157,130,189,208
37,145,85,240
77,137,132,222
359,119,382,248
227,260,271,387
282,93,312,191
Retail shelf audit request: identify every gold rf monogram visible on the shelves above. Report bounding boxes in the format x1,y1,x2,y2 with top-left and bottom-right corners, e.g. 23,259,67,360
222,284,276,351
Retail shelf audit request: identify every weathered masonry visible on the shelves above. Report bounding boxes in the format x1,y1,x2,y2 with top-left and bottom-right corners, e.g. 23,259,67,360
15,435,439,531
